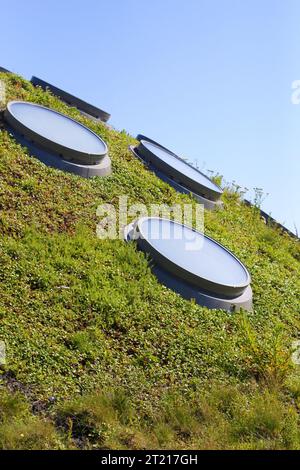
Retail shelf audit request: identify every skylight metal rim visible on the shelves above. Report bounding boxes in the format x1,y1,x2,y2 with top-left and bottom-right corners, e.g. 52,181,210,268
135,216,251,298
31,76,111,122
136,134,179,156
0,66,11,73
138,139,222,200
137,139,222,202
129,145,223,211
4,101,108,165
4,124,112,178
136,135,223,197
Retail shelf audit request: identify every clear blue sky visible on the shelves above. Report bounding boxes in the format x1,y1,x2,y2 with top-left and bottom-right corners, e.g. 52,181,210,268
1,0,299,233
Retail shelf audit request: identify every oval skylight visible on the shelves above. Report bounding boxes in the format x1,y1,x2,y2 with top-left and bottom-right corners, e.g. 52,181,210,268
134,137,223,204
125,217,253,310
5,101,108,165
143,141,219,192
135,217,250,297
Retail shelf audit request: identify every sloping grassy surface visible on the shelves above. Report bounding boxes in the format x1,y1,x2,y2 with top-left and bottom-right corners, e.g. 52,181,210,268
0,72,300,449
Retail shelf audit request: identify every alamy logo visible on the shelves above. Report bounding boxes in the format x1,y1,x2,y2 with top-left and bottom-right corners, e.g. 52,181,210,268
96,196,205,251
291,80,300,104
0,80,6,106
0,341,6,366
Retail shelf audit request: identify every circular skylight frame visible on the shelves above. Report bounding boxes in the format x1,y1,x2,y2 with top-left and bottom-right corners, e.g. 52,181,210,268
4,101,109,165
129,145,222,211
31,76,111,123
125,217,253,312
132,217,251,298
135,137,222,202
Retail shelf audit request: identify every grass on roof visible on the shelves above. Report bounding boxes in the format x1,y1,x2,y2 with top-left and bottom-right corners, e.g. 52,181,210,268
0,72,300,449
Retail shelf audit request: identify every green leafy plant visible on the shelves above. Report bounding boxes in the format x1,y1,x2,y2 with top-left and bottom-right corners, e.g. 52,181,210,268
0,72,300,449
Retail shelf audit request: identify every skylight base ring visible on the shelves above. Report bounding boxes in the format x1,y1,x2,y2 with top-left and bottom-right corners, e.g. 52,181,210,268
152,264,253,312
6,127,111,178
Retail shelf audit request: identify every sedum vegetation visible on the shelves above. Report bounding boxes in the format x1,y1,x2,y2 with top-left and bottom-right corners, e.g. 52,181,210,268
0,72,300,449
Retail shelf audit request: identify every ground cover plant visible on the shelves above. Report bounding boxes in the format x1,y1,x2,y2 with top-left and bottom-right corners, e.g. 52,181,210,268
0,72,300,449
